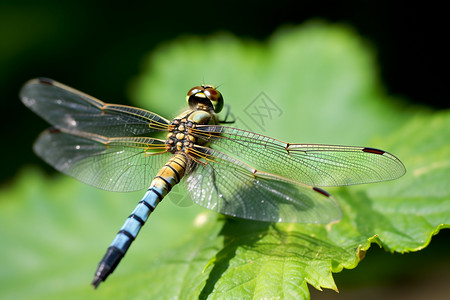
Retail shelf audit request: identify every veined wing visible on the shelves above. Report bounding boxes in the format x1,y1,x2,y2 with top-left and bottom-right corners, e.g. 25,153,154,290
34,128,170,192
191,125,406,187
184,145,342,223
20,78,170,137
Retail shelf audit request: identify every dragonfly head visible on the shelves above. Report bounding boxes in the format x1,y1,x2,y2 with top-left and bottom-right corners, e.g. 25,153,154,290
186,85,223,113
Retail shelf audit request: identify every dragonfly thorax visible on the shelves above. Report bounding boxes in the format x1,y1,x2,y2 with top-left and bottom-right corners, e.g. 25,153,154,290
166,106,218,154
166,119,196,153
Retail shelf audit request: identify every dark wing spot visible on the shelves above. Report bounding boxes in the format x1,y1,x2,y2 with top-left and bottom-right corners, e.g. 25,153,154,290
362,147,385,155
48,128,61,134
38,77,54,85
313,187,331,197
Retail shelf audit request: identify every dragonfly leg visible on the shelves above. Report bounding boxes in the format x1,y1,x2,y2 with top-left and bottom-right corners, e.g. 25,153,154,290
218,103,235,124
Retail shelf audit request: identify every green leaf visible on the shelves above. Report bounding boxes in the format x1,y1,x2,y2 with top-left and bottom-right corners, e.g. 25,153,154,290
3,21,449,299
130,21,449,297
360,111,450,251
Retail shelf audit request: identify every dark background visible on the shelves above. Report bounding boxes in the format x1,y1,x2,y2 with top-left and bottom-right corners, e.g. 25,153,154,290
1,1,449,297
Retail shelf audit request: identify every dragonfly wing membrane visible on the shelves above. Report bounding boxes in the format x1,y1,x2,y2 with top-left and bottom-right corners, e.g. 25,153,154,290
20,78,170,137
192,125,405,187
184,146,342,223
286,144,406,185
34,128,170,192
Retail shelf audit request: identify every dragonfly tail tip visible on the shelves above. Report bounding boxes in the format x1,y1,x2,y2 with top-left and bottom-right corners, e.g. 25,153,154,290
91,246,124,289
91,277,102,289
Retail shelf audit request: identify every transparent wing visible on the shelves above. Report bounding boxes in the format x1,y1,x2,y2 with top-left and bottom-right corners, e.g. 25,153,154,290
192,125,406,187
184,146,342,223
20,78,170,137
34,128,171,192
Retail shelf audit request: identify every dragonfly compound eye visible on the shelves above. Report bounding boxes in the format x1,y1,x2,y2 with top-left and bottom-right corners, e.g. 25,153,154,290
186,85,223,113
204,86,223,113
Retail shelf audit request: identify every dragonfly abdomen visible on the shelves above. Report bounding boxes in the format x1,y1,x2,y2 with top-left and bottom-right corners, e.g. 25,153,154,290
92,154,188,288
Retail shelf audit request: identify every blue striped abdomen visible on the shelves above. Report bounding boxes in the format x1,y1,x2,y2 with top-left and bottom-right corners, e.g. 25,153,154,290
92,154,188,287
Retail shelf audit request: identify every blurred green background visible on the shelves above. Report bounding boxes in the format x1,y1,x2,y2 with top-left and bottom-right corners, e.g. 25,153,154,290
1,0,449,299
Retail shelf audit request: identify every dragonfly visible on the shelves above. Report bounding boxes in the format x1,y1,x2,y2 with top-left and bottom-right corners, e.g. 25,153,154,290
20,78,405,288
